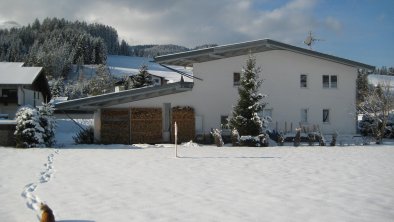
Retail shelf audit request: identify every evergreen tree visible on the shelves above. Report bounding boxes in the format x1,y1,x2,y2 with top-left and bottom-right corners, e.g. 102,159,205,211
88,64,115,95
356,69,369,110
14,106,45,148
119,40,130,56
50,77,65,97
129,64,153,88
228,53,267,136
38,103,56,147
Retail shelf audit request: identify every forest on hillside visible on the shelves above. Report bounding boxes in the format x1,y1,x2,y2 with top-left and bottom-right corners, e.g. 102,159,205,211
0,18,116,79
0,17,218,81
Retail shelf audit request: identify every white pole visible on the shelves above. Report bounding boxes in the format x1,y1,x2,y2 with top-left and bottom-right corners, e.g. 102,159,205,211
175,122,178,158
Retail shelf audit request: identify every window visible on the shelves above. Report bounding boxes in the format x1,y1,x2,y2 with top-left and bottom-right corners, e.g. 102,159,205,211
301,109,308,123
323,75,338,88
323,75,330,88
1,89,17,105
2,89,17,98
331,75,337,88
323,109,330,123
300,74,307,88
233,72,241,86
221,115,229,129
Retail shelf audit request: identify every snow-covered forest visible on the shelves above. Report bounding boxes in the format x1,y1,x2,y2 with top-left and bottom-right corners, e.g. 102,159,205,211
0,17,216,80
0,18,113,79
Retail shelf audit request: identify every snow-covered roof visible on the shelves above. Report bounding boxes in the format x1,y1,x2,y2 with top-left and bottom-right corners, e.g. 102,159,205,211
0,62,43,85
107,55,193,83
50,97,69,104
368,74,394,87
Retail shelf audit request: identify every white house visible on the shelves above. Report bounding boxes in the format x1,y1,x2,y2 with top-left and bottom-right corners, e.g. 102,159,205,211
0,62,50,119
0,62,50,146
55,39,374,144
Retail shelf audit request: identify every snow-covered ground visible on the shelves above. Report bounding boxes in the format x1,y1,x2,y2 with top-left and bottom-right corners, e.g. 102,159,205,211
64,55,193,84
1,144,394,222
1,120,394,221
55,119,93,146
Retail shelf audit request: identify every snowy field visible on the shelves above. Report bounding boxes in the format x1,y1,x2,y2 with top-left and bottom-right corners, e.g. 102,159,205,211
1,143,394,222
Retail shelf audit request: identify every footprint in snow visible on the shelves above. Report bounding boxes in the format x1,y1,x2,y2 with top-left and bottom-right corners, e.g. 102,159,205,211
21,150,60,217
21,183,37,197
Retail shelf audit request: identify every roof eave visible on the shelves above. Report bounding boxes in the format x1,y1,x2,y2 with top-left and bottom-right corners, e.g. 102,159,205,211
154,38,375,70
266,39,375,70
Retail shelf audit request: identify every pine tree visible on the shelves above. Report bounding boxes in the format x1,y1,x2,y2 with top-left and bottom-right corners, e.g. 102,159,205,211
119,40,130,56
50,77,65,97
228,53,267,136
356,69,369,109
88,64,115,95
14,106,45,148
129,64,153,88
38,103,56,147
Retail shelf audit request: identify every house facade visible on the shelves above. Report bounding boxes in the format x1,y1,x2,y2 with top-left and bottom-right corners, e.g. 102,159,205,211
0,62,50,146
0,62,50,119
56,39,374,144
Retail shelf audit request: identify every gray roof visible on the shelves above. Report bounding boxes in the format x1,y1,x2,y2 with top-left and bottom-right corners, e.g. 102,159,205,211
155,39,375,70
55,82,193,111
0,62,43,85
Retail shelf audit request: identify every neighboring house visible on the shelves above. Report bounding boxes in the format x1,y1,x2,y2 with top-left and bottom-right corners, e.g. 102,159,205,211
106,55,193,84
0,62,50,119
0,62,50,146
55,39,374,144
114,73,168,92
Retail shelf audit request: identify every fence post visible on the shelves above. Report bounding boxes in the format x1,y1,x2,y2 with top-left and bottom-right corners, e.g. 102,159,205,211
175,122,178,158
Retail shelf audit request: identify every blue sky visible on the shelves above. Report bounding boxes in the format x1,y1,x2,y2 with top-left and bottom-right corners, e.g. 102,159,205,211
310,0,394,67
0,0,393,67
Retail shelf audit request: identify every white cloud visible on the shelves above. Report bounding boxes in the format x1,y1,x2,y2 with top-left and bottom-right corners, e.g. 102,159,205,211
324,16,342,33
0,0,337,47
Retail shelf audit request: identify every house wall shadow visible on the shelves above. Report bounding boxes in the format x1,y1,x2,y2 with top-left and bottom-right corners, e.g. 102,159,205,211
57,220,95,222
180,156,280,159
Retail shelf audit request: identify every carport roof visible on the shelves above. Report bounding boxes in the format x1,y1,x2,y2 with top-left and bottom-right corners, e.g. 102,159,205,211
54,82,193,111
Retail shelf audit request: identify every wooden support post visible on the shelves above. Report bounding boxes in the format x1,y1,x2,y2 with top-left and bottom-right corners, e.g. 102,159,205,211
175,122,178,158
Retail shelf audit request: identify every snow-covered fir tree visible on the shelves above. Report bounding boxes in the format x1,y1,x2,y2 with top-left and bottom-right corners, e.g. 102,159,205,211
228,53,267,136
14,106,45,148
129,64,153,88
38,103,56,147
88,64,115,95
356,69,369,109
50,77,65,98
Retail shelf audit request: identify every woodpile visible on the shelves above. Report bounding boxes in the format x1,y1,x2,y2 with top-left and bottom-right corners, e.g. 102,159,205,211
100,106,195,144
101,109,130,144
130,108,162,144
171,106,195,143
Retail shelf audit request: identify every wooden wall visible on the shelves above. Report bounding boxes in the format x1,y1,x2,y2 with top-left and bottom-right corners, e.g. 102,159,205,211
101,107,195,144
171,106,195,143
